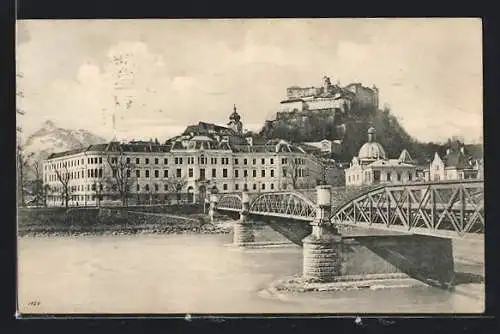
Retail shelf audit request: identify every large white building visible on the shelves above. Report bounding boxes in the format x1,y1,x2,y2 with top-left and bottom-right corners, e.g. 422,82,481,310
279,76,379,115
43,108,324,207
345,127,417,186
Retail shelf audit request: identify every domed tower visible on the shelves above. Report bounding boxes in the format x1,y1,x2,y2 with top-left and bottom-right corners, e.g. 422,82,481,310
357,127,387,163
228,104,243,133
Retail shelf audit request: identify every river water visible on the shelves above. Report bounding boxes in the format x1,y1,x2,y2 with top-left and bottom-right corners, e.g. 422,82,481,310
18,233,484,314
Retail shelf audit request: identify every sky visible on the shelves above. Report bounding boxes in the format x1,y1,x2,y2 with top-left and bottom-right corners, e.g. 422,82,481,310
16,18,483,144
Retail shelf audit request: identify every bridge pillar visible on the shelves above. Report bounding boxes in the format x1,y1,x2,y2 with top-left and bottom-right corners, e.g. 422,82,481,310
208,192,219,223
302,185,342,282
233,191,255,246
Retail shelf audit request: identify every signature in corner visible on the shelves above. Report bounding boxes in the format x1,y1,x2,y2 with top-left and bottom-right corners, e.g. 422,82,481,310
27,301,41,306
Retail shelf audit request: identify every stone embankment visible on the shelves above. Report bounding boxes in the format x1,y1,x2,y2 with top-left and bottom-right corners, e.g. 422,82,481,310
17,206,232,237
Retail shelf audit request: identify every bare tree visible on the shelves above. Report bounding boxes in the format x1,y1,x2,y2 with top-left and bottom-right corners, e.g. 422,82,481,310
16,143,34,207
165,177,188,203
54,164,71,208
30,160,45,205
103,143,136,207
283,156,301,190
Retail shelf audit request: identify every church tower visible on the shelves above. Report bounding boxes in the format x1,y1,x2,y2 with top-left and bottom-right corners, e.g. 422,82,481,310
228,104,243,133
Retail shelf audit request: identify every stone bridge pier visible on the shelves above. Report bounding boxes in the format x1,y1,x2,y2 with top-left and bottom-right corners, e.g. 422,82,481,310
302,185,342,282
233,191,255,246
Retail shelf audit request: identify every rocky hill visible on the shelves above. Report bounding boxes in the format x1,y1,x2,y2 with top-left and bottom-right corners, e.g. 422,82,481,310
259,105,483,165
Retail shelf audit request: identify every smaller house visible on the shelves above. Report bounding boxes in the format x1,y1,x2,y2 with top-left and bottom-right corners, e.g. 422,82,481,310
425,147,482,182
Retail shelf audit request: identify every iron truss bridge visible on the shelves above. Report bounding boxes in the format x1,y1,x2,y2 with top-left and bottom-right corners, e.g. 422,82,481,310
216,191,317,221
331,180,484,238
215,180,484,238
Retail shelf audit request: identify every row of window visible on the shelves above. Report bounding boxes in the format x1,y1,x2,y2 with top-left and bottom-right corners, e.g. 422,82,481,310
46,166,306,182
47,155,305,170
347,171,413,183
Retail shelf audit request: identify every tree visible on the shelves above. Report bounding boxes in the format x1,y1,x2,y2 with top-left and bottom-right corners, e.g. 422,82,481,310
103,143,136,207
54,164,71,208
30,160,44,206
283,155,301,190
165,177,188,203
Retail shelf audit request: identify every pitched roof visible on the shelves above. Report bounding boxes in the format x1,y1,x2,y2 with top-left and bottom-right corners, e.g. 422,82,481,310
443,150,471,169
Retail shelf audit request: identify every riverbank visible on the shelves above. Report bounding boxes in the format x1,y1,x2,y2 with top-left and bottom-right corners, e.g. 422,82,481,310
18,221,232,237
17,206,233,237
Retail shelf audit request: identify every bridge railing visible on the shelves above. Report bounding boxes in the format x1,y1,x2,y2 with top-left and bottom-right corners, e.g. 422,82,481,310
331,180,484,238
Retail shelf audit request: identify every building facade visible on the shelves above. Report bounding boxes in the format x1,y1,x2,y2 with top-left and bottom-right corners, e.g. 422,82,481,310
279,76,379,115
345,127,417,187
43,108,324,207
424,148,483,182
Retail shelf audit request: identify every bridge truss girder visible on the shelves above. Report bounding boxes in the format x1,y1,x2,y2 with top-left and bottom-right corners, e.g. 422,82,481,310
331,181,484,237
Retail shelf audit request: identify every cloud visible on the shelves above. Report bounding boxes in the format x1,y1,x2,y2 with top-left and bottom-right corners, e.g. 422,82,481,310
17,19,483,144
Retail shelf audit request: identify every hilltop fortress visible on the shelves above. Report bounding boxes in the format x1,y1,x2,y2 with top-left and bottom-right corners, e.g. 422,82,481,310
277,76,379,119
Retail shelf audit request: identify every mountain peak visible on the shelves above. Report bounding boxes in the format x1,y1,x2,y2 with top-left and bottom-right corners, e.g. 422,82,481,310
42,120,57,129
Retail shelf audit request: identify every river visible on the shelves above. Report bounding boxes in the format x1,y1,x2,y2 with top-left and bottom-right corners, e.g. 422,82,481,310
17,233,484,314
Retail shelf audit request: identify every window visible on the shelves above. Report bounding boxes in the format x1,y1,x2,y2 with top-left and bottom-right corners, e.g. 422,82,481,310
262,183,265,190
270,170,275,177
200,168,205,180
154,184,159,191
126,169,131,177
175,157,179,164
136,158,140,164
253,170,257,177
282,158,287,164
244,170,248,177
155,170,159,178
397,173,401,181
91,184,96,191
234,158,239,165
164,158,168,164
111,157,118,164
387,173,391,181
270,183,274,190
212,169,216,178
235,184,239,190
164,170,169,178
145,158,149,164
253,184,257,190
179,158,183,164
408,173,412,181
235,170,239,178
261,158,265,164
99,169,103,178
126,157,130,164
155,158,159,164
283,168,287,177
99,157,103,164
223,169,228,178
145,184,150,192
176,169,182,178
223,184,228,191
244,158,248,165
189,168,194,178
270,158,274,165
136,184,140,191
261,170,265,177
136,170,140,177
253,158,256,165
164,184,168,191
145,170,150,178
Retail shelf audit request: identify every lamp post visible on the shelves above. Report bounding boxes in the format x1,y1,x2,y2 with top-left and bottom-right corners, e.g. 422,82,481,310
208,185,219,222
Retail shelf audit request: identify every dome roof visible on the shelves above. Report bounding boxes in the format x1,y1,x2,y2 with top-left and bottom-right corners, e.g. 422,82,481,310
358,142,387,160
